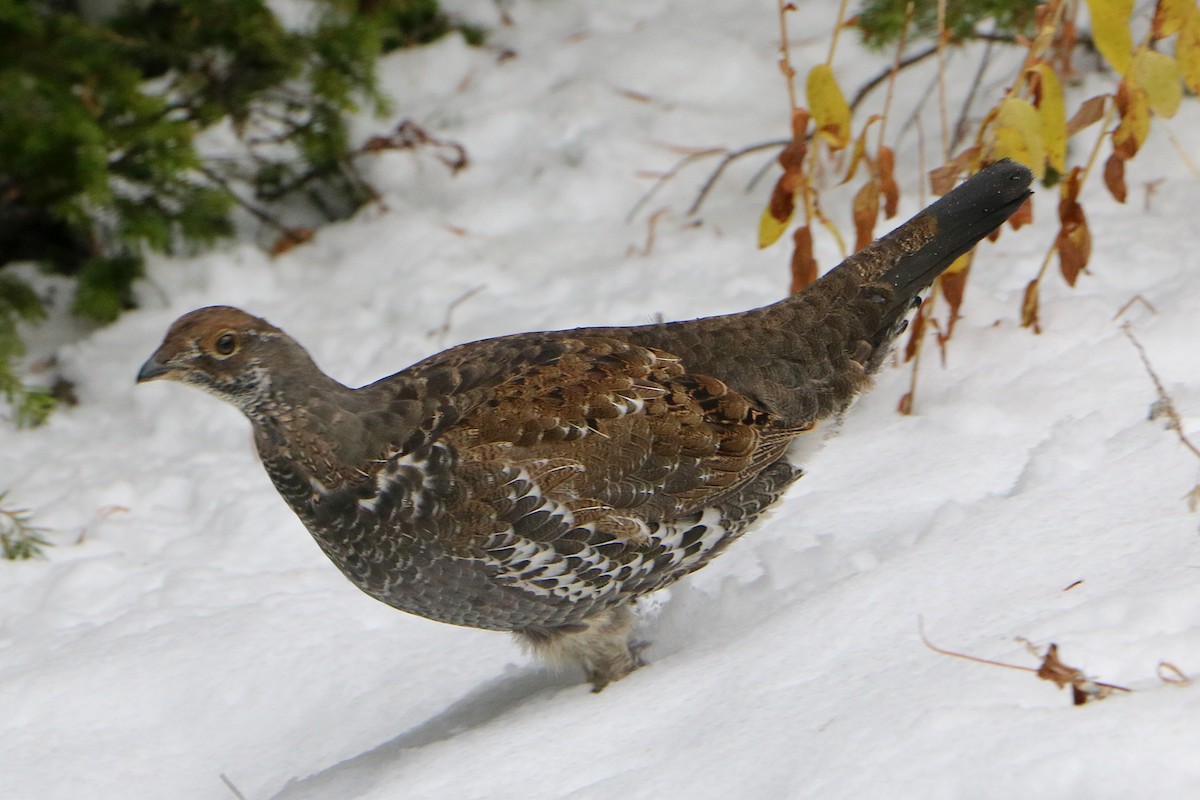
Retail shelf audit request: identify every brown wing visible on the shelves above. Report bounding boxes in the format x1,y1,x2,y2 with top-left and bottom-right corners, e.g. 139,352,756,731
442,335,806,525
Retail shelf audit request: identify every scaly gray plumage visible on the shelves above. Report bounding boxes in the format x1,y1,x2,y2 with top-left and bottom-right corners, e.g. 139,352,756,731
138,160,1032,690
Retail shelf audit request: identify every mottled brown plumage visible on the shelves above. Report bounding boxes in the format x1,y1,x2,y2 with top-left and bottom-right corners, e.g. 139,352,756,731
138,160,1032,690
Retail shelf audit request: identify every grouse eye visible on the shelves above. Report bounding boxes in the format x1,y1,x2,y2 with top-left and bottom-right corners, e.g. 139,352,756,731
214,331,238,357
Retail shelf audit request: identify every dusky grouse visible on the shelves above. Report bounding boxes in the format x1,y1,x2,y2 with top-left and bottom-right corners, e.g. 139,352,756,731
139,160,1032,690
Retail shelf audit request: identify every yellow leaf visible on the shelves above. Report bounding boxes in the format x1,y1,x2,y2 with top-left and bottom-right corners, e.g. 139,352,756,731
1153,0,1192,38
1085,0,1135,75
806,65,852,149
1178,7,1200,94
840,115,882,185
990,97,1046,179
758,200,793,248
1032,63,1067,172
943,252,973,276
1131,48,1182,117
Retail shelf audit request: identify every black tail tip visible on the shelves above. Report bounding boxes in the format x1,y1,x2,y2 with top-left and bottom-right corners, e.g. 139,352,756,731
951,158,1035,212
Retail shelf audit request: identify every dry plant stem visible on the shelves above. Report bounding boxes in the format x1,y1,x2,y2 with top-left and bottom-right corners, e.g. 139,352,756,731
1123,325,1200,462
428,284,486,343
684,141,794,217
949,37,995,153
1157,662,1192,685
777,0,798,111
919,619,1132,693
196,164,294,236
1112,294,1158,320
935,0,950,159
850,46,938,114
627,146,725,221
1159,121,1200,181
640,45,945,222
219,774,248,800
902,294,937,414
878,0,917,149
825,0,852,65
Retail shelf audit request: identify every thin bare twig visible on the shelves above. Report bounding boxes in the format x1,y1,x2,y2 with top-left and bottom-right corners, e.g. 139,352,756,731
920,619,1132,700
949,37,996,153
1112,294,1158,321
1123,325,1200,463
428,285,487,343
935,0,950,160
777,0,799,111
219,774,247,800
686,140,793,217
627,147,725,222
878,1,917,149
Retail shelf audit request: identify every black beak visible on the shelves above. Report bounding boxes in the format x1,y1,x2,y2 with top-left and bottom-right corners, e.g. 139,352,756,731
136,355,173,383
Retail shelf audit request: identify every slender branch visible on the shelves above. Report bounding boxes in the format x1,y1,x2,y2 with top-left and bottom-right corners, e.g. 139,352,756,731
949,36,995,153
826,0,852,65
686,140,792,217
195,164,294,235
878,1,917,149
627,147,726,222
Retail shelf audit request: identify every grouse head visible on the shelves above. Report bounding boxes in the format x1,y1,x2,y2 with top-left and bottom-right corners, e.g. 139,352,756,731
137,305,324,417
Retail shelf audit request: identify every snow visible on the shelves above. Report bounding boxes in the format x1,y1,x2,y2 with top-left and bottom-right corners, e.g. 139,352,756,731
4,1,1200,798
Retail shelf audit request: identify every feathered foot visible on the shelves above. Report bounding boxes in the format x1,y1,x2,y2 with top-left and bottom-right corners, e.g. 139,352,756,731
517,605,646,692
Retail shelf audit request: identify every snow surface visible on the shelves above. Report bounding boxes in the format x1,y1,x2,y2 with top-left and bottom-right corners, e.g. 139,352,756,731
4,2,1200,798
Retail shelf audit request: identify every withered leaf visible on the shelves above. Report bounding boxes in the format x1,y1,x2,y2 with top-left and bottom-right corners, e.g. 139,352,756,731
1008,197,1034,230
1021,278,1041,331
789,225,817,293
1066,95,1108,136
878,145,899,218
852,178,880,251
902,298,928,362
1104,152,1128,203
759,184,796,248
939,253,973,328
1056,169,1091,287
1036,643,1119,706
929,146,981,195
759,109,811,249
270,228,315,257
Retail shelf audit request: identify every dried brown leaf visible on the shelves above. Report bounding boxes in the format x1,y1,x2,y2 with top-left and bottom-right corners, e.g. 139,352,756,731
1021,278,1041,331
1008,197,1034,230
1036,644,1121,706
789,225,817,293
759,182,797,248
1066,95,1108,136
878,145,899,218
1104,152,1128,203
939,266,969,323
929,146,980,195
1056,168,1091,286
852,179,880,250
902,298,928,362
270,228,315,257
